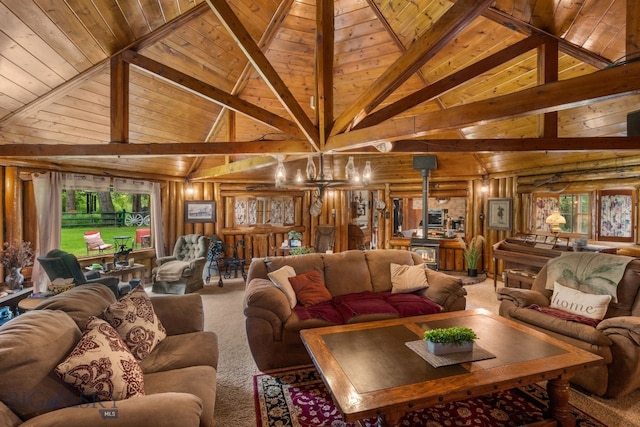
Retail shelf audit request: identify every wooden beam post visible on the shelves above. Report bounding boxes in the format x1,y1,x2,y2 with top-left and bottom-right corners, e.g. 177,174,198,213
110,54,129,143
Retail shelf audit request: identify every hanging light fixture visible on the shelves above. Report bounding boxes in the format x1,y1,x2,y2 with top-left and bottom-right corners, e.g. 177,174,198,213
275,160,286,187
362,161,372,185
273,154,373,193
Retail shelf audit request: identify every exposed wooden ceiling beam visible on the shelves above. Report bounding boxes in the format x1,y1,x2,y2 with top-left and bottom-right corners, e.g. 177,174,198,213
4,136,639,158
629,0,640,57
206,0,320,150
189,156,277,180
483,7,610,69
326,60,640,150
388,137,640,152
354,33,546,130
110,54,129,142
121,50,306,139
316,0,334,149
330,0,494,136
0,141,311,157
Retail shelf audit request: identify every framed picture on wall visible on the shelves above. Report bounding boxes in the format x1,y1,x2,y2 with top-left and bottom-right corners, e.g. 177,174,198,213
487,198,512,231
185,200,216,223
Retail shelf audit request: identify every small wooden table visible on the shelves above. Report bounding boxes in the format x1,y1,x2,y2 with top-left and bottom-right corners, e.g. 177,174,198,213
99,263,146,285
301,309,603,427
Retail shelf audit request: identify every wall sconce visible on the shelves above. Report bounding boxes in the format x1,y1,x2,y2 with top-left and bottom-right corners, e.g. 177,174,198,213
545,211,566,234
480,176,488,193
185,181,194,196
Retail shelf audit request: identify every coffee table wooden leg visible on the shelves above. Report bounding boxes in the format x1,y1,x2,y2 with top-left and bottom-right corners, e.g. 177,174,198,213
379,411,403,427
546,377,575,427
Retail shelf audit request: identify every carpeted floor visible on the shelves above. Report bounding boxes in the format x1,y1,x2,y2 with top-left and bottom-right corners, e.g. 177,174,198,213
186,275,640,427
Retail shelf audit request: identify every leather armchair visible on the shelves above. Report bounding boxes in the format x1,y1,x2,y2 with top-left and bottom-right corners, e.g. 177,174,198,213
152,234,209,294
37,249,128,298
498,258,640,398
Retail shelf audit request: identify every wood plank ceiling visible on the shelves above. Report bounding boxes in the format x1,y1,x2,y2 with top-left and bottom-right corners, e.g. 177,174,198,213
0,0,639,184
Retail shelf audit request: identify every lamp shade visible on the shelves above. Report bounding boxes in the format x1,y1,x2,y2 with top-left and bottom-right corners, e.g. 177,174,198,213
545,211,566,233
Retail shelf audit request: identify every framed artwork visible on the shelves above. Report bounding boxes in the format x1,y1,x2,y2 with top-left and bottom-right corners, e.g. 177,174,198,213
271,198,284,225
599,190,634,242
248,198,257,225
487,198,512,230
185,200,216,223
284,198,294,225
234,199,247,225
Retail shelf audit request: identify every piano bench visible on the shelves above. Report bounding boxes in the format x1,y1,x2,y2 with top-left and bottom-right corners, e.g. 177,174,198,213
503,269,536,289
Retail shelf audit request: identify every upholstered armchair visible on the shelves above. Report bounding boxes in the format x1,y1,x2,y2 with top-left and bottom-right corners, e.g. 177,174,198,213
37,249,129,298
152,234,209,294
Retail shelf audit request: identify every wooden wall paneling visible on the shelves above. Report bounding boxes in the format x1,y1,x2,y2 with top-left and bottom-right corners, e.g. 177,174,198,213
213,182,221,236
202,182,215,237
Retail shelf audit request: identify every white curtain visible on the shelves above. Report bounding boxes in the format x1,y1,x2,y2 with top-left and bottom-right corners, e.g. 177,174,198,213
112,177,155,194
62,174,110,191
32,172,63,293
150,183,165,258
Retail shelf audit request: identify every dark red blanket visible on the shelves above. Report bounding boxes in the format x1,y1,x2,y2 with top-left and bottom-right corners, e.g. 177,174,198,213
294,291,441,324
527,304,600,328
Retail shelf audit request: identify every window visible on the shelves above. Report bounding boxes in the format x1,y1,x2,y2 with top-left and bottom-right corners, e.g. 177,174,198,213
598,190,635,242
61,189,152,256
558,194,590,234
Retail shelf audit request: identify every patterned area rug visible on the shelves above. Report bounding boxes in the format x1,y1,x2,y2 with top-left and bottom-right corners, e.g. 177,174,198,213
254,365,606,427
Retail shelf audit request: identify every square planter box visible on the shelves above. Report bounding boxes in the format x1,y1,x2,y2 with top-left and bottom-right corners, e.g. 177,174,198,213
426,340,473,355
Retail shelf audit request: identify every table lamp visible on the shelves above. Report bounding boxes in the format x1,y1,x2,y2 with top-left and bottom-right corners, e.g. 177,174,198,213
545,211,566,234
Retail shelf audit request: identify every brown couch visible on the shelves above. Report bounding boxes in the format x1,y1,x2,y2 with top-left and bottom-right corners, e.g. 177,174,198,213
498,258,640,398
0,284,218,427
244,249,467,371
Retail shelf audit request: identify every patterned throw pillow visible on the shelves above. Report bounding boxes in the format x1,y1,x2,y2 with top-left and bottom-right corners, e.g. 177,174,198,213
103,287,167,361
55,317,145,401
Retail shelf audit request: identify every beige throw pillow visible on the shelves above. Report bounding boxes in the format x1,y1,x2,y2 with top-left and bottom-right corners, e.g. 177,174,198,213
55,317,145,401
550,281,612,320
390,263,429,294
103,287,166,361
268,265,297,308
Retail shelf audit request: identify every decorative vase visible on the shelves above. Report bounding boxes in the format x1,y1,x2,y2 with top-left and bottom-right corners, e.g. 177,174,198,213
468,268,478,277
426,340,474,355
5,267,24,291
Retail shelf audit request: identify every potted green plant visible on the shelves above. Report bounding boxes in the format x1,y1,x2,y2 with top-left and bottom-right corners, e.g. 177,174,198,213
289,247,313,256
424,326,477,355
456,235,484,277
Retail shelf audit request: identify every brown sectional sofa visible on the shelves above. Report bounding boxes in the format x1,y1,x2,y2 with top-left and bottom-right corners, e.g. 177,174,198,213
498,258,640,398
244,249,467,371
0,284,218,427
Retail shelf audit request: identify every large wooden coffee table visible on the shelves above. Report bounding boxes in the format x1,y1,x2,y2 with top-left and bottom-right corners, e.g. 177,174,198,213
300,308,603,427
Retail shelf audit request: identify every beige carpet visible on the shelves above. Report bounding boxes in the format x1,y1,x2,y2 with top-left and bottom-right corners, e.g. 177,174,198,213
190,276,640,427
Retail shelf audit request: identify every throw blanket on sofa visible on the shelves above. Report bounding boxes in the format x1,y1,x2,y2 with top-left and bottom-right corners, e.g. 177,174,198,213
545,253,634,302
155,261,190,281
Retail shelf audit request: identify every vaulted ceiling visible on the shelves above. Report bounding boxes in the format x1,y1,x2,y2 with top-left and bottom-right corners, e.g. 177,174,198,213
0,0,639,184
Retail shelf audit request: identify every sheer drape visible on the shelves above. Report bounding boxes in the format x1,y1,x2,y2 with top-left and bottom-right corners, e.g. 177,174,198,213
32,172,63,293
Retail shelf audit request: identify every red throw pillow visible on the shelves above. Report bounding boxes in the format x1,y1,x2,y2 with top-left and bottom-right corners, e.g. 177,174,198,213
288,269,332,306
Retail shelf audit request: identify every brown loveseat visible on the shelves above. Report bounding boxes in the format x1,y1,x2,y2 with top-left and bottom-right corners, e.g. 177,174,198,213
498,256,640,398
244,249,467,371
0,284,218,427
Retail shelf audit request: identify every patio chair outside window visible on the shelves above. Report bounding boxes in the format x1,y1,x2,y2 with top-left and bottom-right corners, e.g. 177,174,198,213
84,231,113,254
